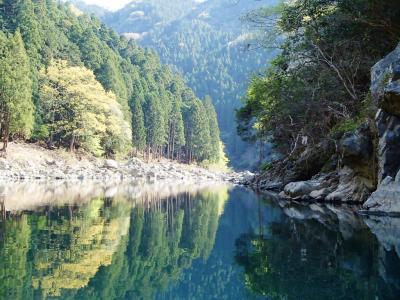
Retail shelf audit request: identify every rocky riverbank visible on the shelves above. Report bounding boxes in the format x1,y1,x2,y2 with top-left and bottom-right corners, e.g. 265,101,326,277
243,42,400,217
0,142,250,184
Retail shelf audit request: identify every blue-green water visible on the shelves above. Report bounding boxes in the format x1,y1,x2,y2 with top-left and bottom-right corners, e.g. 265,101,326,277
0,183,399,300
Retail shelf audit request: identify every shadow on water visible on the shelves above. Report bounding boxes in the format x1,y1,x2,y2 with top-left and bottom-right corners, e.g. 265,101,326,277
0,183,399,299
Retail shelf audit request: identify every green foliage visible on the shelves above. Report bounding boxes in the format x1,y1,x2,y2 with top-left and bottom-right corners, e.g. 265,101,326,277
39,60,131,156
330,119,360,136
204,96,220,163
144,92,166,150
130,96,146,153
0,30,34,149
260,161,273,172
237,0,400,158
0,216,32,300
184,98,212,162
0,0,224,163
99,0,277,168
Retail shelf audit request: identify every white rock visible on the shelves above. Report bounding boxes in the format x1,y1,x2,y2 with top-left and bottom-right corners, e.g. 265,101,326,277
104,159,119,169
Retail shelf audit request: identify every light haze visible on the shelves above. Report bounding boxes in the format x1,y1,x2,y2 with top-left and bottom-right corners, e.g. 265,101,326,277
82,0,132,11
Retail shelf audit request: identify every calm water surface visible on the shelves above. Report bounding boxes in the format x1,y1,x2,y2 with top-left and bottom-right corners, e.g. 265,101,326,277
0,181,399,300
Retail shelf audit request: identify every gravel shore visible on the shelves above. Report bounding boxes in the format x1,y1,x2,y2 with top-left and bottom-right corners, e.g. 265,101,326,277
0,142,252,184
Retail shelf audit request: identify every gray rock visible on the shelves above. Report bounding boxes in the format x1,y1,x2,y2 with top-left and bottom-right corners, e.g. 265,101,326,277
292,139,336,181
371,43,400,108
104,159,119,169
147,171,156,178
260,180,283,190
341,125,373,166
45,158,56,165
284,181,314,198
310,188,331,199
326,166,373,203
376,110,400,182
372,42,400,185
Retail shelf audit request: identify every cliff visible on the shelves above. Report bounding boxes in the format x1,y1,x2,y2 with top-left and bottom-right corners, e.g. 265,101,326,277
248,43,400,215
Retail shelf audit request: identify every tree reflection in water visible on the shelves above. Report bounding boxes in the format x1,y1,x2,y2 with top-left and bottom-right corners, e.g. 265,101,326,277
0,185,229,300
235,197,400,300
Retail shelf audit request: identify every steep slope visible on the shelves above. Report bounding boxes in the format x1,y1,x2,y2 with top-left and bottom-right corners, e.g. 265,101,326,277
0,0,222,164
97,0,278,169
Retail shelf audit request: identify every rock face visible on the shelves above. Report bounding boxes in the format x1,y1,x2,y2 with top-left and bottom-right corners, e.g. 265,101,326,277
279,124,375,203
363,43,400,214
291,139,336,181
371,43,400,181
376,110,400,182
363,173,400,216
325,124,376,203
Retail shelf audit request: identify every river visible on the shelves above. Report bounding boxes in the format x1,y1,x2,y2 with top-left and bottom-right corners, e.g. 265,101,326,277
0,181,399,299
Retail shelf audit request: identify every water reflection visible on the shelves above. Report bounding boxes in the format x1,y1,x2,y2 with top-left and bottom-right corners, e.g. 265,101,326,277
0,182,229,300
0,184,399,299
235,197,400,300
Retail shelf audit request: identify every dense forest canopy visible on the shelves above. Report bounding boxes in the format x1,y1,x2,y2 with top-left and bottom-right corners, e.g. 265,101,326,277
85,0,278,169
0,0,223,165
237,0,400,160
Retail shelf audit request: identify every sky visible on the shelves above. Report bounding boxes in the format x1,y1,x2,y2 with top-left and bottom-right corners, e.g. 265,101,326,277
81,0,132,11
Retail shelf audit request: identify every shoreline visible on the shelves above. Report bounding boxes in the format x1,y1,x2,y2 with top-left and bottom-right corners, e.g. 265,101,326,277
246,178,400,218
0,142,249,184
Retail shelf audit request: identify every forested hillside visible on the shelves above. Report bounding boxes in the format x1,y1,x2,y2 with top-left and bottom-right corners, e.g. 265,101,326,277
0,0,223,165
237,0,400,159
95,0,278,169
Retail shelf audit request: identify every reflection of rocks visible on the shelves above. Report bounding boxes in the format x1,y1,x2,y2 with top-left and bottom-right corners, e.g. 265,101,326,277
364,216,400,256
274,197,367,239
363,174,400,216
0,180,231,212
364,216,400,294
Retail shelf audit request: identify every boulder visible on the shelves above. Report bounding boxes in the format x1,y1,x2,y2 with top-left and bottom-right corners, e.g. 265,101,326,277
363,172,400,216
325,166,374,203
284,181,315,198
104,159,119,169
340,124,373,169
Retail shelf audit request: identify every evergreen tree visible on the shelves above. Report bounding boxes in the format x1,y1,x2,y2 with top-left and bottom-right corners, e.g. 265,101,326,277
144,92,166,158
0,31,34,151
168,96,185,159
0,0,224,163
204,95,220,162
130,97,146,153
184,99,211,162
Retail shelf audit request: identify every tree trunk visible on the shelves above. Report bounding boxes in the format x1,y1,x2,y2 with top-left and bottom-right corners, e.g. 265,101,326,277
1,112,10,152
69,134,75,152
